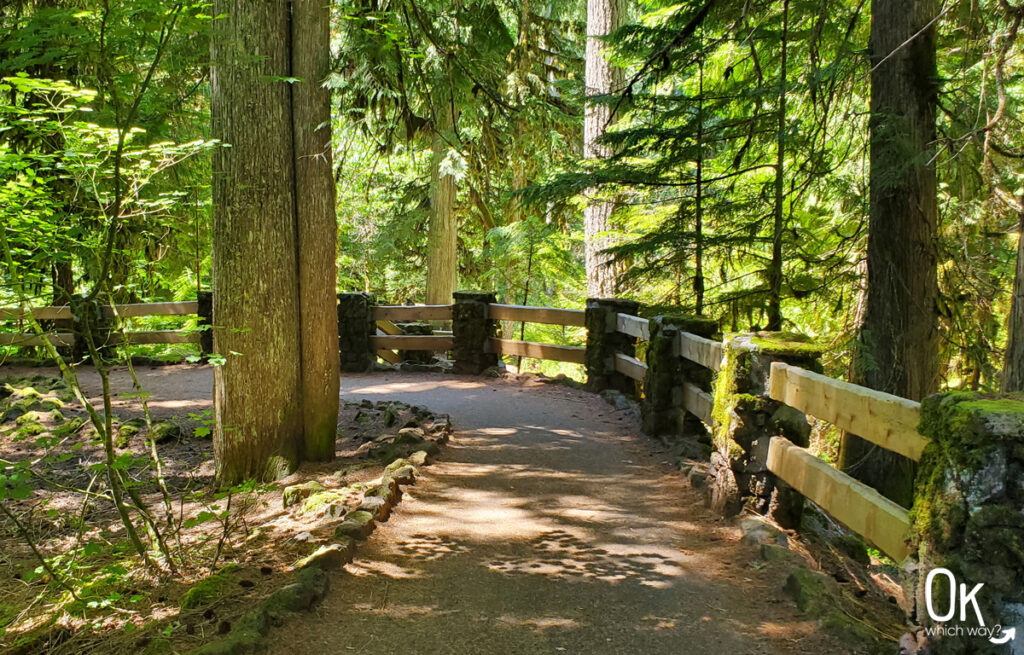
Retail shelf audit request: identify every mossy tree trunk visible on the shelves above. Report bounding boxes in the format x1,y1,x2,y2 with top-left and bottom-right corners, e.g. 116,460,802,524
840,0,940,506
211,0,340,483
292,0,340,460
1002,207,1024,392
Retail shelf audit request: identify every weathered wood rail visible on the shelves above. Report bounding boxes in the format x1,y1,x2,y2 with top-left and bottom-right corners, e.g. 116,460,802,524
0,299,208,351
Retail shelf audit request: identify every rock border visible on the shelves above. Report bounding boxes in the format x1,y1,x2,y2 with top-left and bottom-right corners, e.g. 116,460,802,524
185,420,450,654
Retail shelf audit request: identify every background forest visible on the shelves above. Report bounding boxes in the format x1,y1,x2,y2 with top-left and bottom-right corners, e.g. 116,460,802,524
1,0,1022,385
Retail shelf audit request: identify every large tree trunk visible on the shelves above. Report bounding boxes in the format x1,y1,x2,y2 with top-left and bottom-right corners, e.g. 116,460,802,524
583,0,626,298
1003,208,1024,392
766,0,789,331
291,0,340,461
839,0,939,506
211,0,304,483
425,106,458,306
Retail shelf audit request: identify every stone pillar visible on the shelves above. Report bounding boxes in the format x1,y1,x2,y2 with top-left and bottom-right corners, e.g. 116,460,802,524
337,292,375,372
451,291,498,375
706,333,822,528
396,321,433,364
197,290,214,357
909,393,1024,654
71,295,111,363
585,298,640,394
641,314,718,438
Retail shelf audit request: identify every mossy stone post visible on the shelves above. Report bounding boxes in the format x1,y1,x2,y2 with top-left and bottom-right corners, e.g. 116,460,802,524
337,292,375,372
707,332,822,528
197,290,214,357
642,314,718,438
452,291,498,374
910,393,1024,654
70,295,111,363
585,298,640,394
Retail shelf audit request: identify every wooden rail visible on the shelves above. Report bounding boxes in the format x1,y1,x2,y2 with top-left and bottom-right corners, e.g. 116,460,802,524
675,332,723,372
372,305,453,322
0,332,75,347
767,437,911,560
768,362,926,461
370,335,454,352
487,304,586,327
489,338,586,365
1,301,200,321
683,382,714,427
616,314,650,341
613,353,647,381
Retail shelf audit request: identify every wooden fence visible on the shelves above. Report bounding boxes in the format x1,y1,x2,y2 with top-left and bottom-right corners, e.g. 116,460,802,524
2,296,925,560
0,301,203,348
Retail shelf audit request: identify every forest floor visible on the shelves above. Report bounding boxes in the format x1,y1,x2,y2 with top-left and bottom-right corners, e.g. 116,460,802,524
0,365,907,654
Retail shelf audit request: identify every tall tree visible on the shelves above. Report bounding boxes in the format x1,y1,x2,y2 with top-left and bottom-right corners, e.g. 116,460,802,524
425,103,459,305
293,0,341,460
1003,207,1024,392
211,0,339,483
583,0,626,297
840,0,940,505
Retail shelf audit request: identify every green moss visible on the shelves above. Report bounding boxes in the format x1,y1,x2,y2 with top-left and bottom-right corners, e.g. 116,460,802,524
711,339,752,452
52,417,85,437
300,489,350,516
179,563,239,610
16,411,46,426
14,421,45,440
749,331,824,357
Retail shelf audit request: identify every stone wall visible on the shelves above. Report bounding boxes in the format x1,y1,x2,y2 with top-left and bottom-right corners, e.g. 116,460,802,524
642,314,717,438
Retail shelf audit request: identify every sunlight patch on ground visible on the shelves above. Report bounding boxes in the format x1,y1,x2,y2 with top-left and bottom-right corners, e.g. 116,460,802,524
494,614,581,631
345,559,425,580
348,380,487,394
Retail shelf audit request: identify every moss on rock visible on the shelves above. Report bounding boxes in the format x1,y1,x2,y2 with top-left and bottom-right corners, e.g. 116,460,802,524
180,563,240,610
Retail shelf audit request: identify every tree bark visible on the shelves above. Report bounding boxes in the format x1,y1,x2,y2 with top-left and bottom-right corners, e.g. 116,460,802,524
583,0,626,298
1003,208,1024,392
766,0,788,331
291,0,340,461
211,0,304,483
425,105,458,306
839,0,940,506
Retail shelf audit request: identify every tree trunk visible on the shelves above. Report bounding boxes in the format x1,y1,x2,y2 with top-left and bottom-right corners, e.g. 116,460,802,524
1003,208,1024,392
583,0,626,298
839,0,939,506
425,105,458,306
291,0,340,461
211,0,304,483
766,0,788,331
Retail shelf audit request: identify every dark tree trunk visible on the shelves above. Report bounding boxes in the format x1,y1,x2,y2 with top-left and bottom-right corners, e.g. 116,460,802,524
1003,208,1024,392
291,0,340,461
839,0,940,506
211,0,304,483
766,0,789,331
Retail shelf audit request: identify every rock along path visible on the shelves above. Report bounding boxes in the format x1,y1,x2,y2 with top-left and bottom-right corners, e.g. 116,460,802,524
275,372,863,655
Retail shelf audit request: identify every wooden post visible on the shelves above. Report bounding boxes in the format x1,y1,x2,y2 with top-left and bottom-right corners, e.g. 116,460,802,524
197,291,214,357
337,292,375,372
451,291,498,375
642,314,718,438
584,298,640,393
706,332,822,528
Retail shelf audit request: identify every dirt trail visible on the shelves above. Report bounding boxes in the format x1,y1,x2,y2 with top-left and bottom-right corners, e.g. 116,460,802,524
1,365,866,653
278,373,862,655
